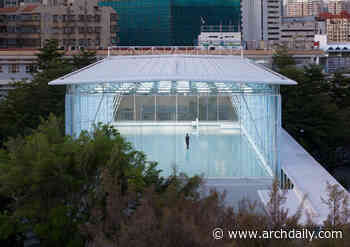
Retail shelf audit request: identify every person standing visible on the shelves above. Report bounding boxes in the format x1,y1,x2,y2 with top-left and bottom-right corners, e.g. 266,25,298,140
185,133,190,150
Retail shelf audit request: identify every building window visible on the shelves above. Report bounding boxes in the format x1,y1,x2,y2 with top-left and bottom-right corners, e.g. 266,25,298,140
87,15,93,22
94,15,101,22
63,27,75,34
9,64,19,73
68,15,75,22
79,39,87,46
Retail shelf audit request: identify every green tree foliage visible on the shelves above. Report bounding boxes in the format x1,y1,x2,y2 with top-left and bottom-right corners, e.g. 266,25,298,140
1,117,350,247
274,50,350,173
72,48,97,70
0,40,98,146
0,115,163,247
272,45,296,71
328,71,350,109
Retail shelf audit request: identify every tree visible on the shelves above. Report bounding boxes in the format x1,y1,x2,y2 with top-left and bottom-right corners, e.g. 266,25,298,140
36,40,67,72
0,115,163,247
280,64,350,172
272,44,296,71
272,45,350,174
329,71,350,109
72,48,97,70
0,40,98,147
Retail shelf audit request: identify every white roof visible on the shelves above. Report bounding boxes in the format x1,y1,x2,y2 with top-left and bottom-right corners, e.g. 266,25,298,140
49,55,297,85
280,129,349,224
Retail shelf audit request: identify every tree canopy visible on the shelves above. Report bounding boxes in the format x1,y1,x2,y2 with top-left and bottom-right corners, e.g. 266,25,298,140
0,115,163,247
274,48,350,175
0,40,97,147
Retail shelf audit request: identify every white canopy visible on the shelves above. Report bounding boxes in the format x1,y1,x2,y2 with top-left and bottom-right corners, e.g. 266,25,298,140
49,55,297,85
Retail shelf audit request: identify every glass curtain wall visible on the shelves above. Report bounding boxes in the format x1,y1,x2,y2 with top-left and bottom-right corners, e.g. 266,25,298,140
99,0,241,45
65,82,280,178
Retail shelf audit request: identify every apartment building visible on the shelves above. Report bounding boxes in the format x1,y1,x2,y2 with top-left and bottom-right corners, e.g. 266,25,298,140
319,11,350,42
287,0,322,17
328,0,346,14
0,0,118,49
3,0,41,7
0,5,42,47
265,0,281,40
280,16,324,49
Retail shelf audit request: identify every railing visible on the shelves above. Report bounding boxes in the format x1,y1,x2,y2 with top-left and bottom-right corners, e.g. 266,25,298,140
280,168,294,190
107,46,244,57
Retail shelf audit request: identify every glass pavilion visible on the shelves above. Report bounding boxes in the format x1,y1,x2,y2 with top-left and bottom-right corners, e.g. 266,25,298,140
49,55,296,179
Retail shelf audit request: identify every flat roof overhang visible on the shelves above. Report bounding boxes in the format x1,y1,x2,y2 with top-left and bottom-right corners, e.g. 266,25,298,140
48,55,297,86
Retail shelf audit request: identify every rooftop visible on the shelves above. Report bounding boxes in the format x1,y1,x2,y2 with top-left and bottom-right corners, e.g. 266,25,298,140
49,55,297,86
0,48,325,57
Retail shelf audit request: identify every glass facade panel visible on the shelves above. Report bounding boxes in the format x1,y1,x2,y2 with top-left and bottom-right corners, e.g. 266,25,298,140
177,95,197,121
135,95,155,121
207,96,217,121
156,96,177,121
198,96,208,121
116,95,134,121
65,81,281,179
218,96,235,121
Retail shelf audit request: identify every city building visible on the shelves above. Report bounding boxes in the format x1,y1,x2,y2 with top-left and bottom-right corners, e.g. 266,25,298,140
328,0,346,14
286,0,322,17
241,0,264,41
42,0,70,6
197,25,242,49
315,34,350,72
0,0,118,49
47,49,348,223
0,50,35,99
241,0,282,42
3,0,41,8
40,0,118,49
319,11,350,42
280,16,325,49
98,0,241,46
0,5,42,48
265,0,282,40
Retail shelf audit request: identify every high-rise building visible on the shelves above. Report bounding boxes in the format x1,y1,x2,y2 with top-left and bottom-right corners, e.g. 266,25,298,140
241,0,281,41
98,0,241,46
241,0,264,41
328,0,346,14
319,11,350,42
265,0,282,40
0,0,118,49
3,0,41,7
280,16,324,49
286,0,322,17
